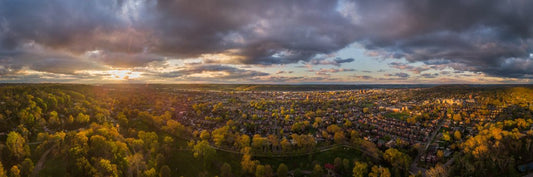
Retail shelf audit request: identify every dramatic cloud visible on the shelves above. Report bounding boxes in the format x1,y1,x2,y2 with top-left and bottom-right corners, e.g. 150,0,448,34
420,73,439,78
1,0,533,82
156,64,269,80
353,75,373,80
388,62,430,74
315,68,355,75
355,0,533,78
308,58,355,67
385,72,410,78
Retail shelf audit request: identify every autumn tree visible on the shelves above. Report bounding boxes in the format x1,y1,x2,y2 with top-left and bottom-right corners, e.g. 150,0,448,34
75,112,90,124
436,150,444,159
334,131,346,144
212,126,229,146
0,161,5,177
48,111,60,127
143,168,157,177
6,131,29,161
192,140,215,168
454,130,462,140
9,165,20,177
237,134,251,149
327,124,341,134
441,132,451,142
426,164,447,177
241,147,257,175
368,166,390,177
353,161,368,177
95,158,119,177
200,130,210,140
280,138,291,152
383,148,411,175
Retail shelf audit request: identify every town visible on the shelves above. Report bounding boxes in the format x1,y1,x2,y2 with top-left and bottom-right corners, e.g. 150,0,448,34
0,84,532,177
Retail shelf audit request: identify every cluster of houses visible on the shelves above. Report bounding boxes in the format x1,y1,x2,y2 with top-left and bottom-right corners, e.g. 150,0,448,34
167,88,521,167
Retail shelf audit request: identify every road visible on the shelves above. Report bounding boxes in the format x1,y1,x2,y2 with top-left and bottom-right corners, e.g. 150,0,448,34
31,144,58,177
410,118,444,176
209,143,381,161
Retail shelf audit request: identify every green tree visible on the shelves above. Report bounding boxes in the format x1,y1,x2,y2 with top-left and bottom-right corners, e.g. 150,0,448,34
255,164,265,177
343,159,350,173
264,165,273,177
277,163,289,177
312,164,323,177
220,163,232,177
20,158,34,177
334,157,343,171
159,165,171,177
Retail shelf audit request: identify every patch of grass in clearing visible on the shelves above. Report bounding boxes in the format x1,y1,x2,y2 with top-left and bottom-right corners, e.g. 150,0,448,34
166,149,243,177
384,112,409,121
255,146,365,175
39,157,67,177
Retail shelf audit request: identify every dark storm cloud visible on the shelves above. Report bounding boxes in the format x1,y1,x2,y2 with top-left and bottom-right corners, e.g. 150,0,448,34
0,0,159,73
1,0,359,73
1,0,533,79
0,44,106,74
0,0,126,50
354,0,533,78
385,72,410,78
315,68,355,75
420,73,439,79
388,62,430,74
308,58,355,67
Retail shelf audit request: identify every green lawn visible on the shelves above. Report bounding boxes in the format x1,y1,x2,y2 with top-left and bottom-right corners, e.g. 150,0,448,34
256,146,366,175
39,157,68,177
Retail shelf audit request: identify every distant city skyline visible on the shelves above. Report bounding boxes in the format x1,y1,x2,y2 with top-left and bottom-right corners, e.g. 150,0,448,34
1,0,532,84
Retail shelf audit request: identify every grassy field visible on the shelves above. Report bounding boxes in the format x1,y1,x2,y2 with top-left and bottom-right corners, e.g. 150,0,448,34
256,146,366,176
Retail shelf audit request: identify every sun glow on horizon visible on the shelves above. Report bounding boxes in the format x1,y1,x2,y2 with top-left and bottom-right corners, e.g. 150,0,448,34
107,70,142,80
76,69,142,80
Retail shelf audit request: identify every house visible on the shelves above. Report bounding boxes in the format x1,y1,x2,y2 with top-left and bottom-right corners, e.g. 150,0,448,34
324,163,336,177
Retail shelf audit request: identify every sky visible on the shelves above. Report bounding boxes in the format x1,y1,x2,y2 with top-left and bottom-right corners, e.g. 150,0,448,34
0,0,533,84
